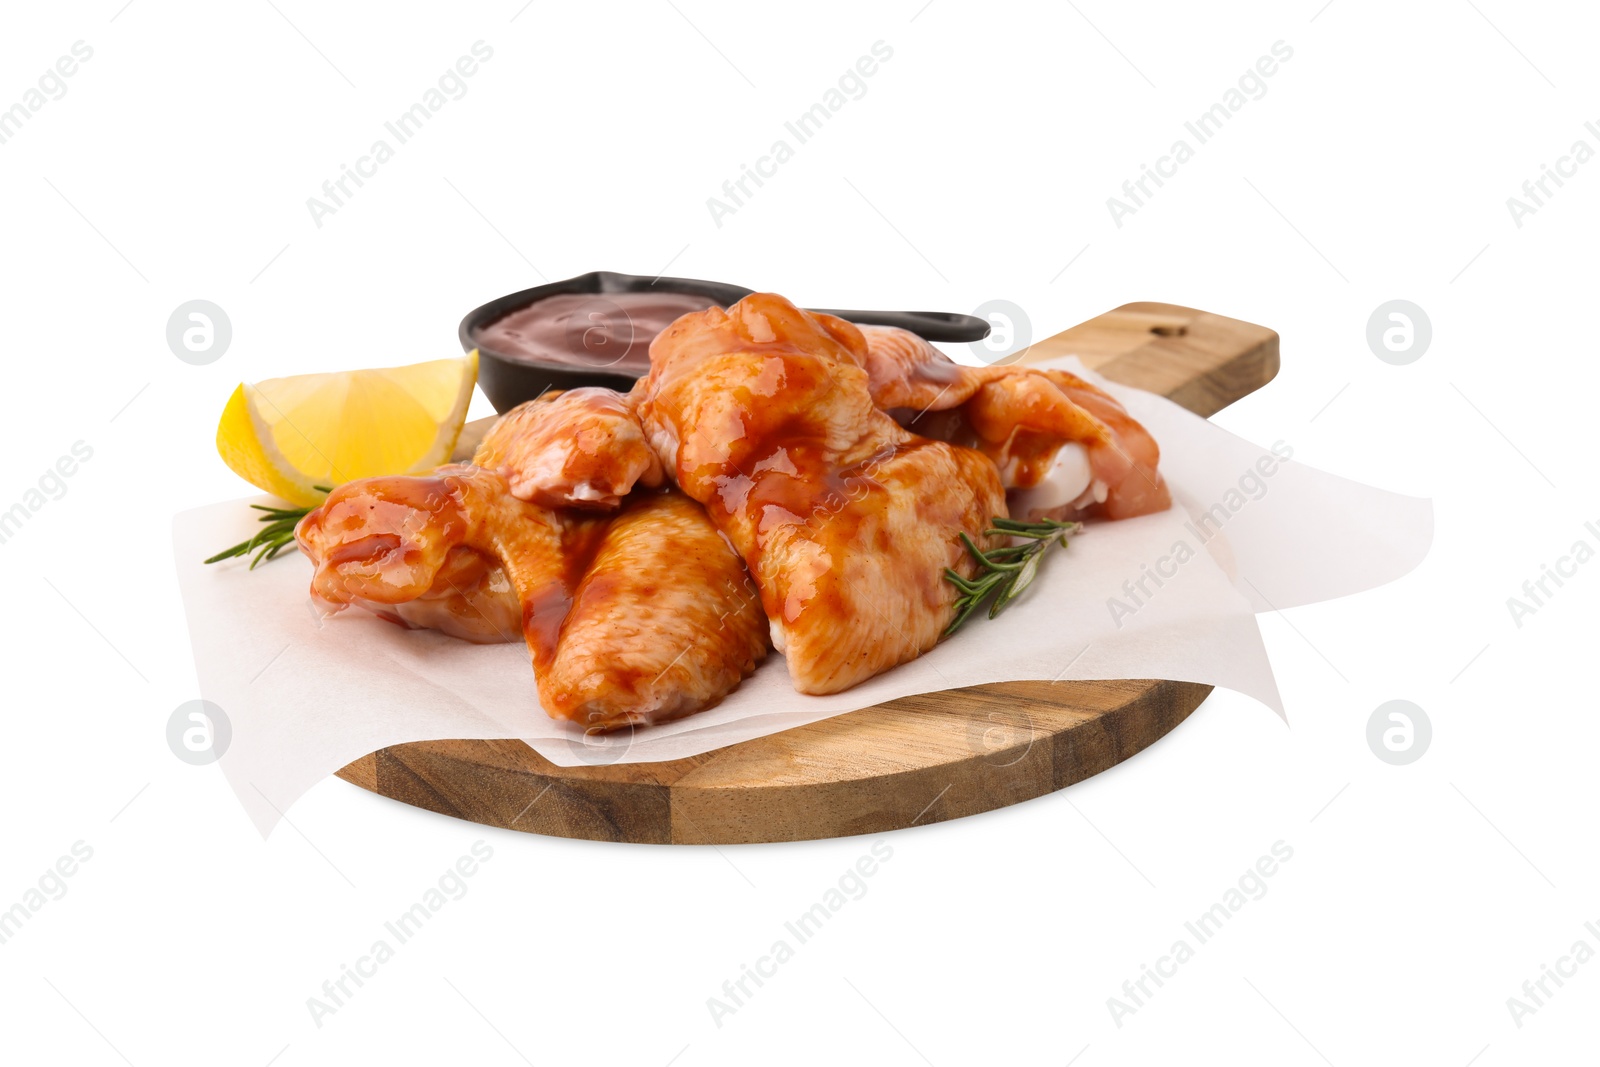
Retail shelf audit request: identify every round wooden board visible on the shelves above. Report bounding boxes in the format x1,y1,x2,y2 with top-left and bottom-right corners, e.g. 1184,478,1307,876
335,302,1280,843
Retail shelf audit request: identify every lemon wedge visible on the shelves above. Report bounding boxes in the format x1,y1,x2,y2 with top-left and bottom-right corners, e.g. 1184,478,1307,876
216,351,478,506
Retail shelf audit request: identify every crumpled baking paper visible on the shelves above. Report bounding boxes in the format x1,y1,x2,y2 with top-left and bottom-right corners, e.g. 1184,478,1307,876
173,359,1432,835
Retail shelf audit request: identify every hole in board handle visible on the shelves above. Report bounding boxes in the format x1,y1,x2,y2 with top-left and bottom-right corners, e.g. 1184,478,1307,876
1149,324,1187,338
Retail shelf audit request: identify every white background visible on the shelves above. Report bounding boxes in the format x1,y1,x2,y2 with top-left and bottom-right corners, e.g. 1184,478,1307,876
1,1,1595,1063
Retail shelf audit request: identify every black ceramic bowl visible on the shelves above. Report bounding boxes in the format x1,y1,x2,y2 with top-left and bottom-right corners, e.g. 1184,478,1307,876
460,270,991,413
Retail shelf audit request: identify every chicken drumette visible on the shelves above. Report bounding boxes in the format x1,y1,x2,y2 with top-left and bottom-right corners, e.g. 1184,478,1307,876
853,324,1171,522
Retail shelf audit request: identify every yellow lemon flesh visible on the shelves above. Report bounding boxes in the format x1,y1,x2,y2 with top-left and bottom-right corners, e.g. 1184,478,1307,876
215,351,478,507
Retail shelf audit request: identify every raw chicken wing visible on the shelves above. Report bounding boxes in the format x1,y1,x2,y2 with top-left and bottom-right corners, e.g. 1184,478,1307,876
854,326,1170,521
296,466,765,730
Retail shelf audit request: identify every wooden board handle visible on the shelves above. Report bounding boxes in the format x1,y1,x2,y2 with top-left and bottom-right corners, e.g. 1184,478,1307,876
1021,301,1279,415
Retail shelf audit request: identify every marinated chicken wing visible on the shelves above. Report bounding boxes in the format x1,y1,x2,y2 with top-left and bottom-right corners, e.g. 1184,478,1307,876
474,387,663,510
636,293,1006,695
296,465,571,632
295,466,766,730
541,489,767,728
854,325,1170,522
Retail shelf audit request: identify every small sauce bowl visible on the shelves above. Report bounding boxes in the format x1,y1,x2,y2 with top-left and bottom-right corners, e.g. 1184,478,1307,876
460,270,991,413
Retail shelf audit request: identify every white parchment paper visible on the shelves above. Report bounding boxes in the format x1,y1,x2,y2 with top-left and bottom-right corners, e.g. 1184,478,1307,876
173,360,1432,835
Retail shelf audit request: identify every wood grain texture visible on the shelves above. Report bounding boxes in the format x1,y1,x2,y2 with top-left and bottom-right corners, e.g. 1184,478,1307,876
337,302,1279,843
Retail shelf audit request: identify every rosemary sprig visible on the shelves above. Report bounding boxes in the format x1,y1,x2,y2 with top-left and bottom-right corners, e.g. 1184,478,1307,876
204,487,332,569
943,516,1082,635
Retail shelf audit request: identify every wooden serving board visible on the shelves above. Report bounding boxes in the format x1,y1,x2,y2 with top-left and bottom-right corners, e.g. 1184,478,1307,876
336,303,1279,843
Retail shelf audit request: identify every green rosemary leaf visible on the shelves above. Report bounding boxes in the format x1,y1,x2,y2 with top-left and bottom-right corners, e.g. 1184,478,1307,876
943,590,985,637
206,490,329,569
944,516,1078,634
942,567,986,595
990,551,1042,617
